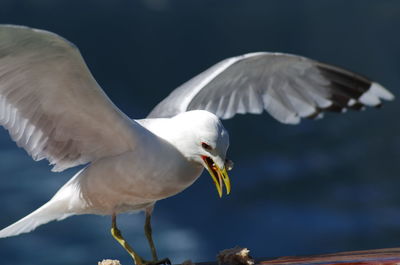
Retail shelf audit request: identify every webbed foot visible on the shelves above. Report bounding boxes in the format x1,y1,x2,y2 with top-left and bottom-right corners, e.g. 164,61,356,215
136,257,171,265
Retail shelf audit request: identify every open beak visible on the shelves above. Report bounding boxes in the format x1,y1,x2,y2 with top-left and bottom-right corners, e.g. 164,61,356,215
202,156,231,198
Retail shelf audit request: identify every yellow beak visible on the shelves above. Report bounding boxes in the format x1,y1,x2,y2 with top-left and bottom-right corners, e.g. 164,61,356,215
202,156,231,197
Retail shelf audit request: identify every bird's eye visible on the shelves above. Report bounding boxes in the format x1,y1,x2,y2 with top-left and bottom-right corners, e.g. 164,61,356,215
201,142,212,150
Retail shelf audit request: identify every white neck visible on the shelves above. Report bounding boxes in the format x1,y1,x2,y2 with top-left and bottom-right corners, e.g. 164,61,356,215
136,118,195,158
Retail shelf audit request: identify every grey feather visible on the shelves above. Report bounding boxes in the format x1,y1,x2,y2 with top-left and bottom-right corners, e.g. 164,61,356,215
0,25,141,172
148,52,394,124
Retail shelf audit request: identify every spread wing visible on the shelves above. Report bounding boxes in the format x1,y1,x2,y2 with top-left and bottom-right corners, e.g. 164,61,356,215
0,25,142,172
148,52,394,123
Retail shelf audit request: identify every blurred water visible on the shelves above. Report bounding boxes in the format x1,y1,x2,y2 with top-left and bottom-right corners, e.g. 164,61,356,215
1,1,400,265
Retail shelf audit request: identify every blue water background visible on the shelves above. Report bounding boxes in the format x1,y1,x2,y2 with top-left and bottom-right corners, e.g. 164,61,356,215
1,1,400,264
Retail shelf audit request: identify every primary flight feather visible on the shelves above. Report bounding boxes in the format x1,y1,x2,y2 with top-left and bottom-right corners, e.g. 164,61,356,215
0,25,394,265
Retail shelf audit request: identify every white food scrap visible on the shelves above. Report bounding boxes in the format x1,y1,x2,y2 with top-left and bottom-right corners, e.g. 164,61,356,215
98,259,122,265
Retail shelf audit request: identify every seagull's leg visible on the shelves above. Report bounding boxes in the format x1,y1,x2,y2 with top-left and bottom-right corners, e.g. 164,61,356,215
111,213,171,265
144,207,171,265
111,213,145,265
144,207,158,261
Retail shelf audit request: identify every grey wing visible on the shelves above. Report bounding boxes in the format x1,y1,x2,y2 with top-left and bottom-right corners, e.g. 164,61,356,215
0,25,142,172
147,52,394,124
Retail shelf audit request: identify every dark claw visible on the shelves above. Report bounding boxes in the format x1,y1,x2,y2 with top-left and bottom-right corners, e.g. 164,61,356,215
147,258,171,265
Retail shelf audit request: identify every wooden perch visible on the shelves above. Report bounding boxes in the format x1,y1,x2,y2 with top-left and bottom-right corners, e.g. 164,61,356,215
203,247,400,265
99,247,400,265
257,247,400,265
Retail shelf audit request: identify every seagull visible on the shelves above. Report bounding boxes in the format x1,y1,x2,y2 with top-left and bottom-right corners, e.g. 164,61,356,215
0,25,394,265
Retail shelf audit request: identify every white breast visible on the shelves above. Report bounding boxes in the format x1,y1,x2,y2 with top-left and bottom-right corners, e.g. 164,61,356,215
54,122,203,215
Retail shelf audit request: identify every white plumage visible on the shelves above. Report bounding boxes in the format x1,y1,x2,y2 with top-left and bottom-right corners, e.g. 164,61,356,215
0,25,394,263
148,53,394,123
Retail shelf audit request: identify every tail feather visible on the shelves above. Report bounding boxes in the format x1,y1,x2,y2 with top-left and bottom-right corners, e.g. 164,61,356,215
0,200,72,238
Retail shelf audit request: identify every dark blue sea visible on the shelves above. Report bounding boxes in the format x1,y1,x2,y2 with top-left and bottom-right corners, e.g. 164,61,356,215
1,1,400,264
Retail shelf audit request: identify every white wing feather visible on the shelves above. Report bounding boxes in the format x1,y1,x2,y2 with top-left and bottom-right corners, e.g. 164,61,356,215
0,25,141,172
148,52,394,123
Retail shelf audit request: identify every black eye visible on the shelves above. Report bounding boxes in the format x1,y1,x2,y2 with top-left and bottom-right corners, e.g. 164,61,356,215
201,142,212,150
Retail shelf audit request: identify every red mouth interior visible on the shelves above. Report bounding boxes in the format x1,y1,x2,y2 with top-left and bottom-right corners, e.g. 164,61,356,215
203,156,222,186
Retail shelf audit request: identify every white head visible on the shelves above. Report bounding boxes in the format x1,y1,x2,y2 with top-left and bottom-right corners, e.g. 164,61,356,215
169,110,232,197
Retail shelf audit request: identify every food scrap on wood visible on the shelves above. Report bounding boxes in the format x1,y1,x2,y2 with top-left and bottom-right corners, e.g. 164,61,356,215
98,259,122,265
217,246,255,265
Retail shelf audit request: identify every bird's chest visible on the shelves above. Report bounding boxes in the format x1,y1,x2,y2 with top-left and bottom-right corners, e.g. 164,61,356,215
84,149,203,207
123,152,203,200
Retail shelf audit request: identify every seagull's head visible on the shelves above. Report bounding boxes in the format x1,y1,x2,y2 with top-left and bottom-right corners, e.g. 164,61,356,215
171,110,233,197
